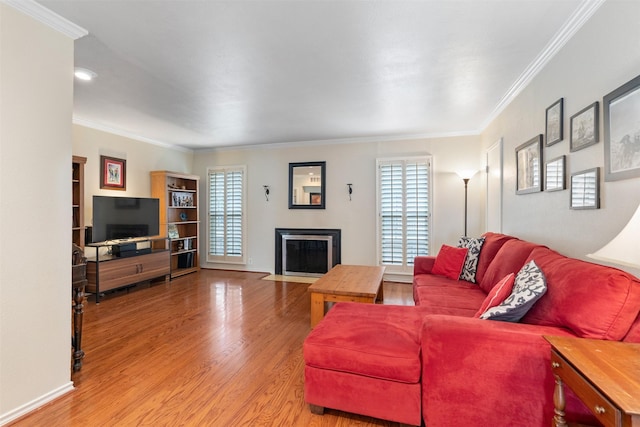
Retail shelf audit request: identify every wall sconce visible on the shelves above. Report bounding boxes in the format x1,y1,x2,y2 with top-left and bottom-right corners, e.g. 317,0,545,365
347,183,353,201
263,185,270,201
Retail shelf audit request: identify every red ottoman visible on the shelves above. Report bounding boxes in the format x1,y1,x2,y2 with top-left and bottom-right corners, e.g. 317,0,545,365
303,302,425,426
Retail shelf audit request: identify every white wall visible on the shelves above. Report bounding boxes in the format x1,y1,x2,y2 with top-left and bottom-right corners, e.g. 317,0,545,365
71,124,194,227
0,5,75,423
480,0,640,276
193,135,483,279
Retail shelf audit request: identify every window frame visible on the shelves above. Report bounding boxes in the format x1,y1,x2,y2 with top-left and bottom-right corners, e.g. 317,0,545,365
206,165,247,265
376,156,432,275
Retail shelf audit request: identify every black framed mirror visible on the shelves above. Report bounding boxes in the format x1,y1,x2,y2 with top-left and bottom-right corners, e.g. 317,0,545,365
288,161,326,209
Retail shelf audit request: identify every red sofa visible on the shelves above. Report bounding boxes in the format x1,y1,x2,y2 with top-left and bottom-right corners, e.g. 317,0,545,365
303,232,640,426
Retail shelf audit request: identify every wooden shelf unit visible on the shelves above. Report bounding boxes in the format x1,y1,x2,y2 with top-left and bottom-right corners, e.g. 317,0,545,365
72,156,87,248
85,238,170,303
151,171,200,279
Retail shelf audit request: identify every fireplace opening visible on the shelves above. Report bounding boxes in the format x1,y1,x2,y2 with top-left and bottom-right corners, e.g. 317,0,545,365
275,228,341,276
283,235,332,276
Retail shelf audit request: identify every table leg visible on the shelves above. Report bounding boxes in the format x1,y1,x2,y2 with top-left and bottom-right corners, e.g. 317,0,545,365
376,279,384,302
553,374,568,427
310,292,325,328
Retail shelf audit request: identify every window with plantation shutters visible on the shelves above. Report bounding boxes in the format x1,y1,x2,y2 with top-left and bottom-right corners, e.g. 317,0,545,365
377,157,431,273
207,166,246,264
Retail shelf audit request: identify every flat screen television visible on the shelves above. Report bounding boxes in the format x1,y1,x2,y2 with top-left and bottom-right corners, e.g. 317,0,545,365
92,196,160,243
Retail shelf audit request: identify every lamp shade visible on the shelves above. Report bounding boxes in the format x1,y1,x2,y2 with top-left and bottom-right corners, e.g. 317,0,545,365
587,203,640,269
456,170,478,180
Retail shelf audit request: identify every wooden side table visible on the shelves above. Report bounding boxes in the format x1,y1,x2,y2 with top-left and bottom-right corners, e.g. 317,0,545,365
544,335,640,427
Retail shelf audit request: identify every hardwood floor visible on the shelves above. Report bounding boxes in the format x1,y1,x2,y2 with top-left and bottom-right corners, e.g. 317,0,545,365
10,269,415,426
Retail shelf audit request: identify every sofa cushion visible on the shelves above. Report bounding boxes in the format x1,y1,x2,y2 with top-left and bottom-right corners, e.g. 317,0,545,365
413,273,484,304
623,313,640,343
432,245,468,280
474,273,515,318
522,246,640,340
413,274,487,309
457,236,485,283
475,232,517,286
480,260,547,322
415,286,487,312
304,303,423,384
479,239,540,294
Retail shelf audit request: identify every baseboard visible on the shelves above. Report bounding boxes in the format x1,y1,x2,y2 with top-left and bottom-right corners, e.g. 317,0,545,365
383,273,412,284
0,381,74,426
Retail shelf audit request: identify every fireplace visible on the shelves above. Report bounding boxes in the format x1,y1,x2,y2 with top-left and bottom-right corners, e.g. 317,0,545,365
275,228,341,276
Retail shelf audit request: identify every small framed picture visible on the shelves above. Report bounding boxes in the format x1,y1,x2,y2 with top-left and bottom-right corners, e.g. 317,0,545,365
172,192,194,207
100,155,126,190
545,98,564,146
545,155,566,192
516,135,543,194
570,102,599,152
168,224,180,239
570,167,600,209
603,73,640,181
310,193,322,205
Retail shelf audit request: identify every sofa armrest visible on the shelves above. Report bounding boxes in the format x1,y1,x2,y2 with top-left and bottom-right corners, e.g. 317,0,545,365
413,256,436,276
420,315,595,427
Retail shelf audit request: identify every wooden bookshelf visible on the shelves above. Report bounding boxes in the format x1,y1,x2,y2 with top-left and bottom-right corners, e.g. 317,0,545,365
72,156,87,248
151,171,200,279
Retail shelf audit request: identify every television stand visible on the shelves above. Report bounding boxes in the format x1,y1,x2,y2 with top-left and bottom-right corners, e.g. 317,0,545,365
85,237,170,303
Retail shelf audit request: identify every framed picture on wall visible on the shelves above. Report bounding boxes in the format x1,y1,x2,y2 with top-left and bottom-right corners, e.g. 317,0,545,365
544,155,565,192
516,135,543,195
100,155,126,190
545,98,564,146
570,167,600,209
603,73,640,181
570,102,599,152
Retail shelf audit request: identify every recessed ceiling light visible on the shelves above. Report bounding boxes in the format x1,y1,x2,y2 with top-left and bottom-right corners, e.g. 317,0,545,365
74,67,97,81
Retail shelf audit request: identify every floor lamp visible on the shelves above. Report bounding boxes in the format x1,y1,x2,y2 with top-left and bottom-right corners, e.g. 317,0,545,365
457,170,477,237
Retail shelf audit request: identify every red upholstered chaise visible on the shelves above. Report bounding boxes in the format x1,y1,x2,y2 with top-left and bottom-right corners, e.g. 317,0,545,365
303,232,640,426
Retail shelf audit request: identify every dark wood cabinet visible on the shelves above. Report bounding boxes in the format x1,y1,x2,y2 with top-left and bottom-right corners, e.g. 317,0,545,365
85,238,170,303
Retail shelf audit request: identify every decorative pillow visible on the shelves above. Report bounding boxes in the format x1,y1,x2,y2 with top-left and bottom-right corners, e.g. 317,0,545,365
480,260,547,322
432,245,469,280
473,273,515,318
457,236,485,283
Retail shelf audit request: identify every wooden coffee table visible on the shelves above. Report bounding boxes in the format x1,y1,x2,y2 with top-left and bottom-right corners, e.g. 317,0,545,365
307,264,385,327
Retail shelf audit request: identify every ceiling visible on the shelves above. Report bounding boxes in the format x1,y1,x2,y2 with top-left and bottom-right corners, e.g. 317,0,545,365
33,0,600,151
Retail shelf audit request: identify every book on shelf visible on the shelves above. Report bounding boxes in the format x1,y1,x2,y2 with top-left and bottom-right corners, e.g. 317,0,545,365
178,252,193,268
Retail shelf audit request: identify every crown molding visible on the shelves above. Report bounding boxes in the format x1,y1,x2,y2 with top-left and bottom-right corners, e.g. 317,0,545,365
1,0,87,39
480,0,606,131
72,117,194,153
75,115,480,153
195,129,481,153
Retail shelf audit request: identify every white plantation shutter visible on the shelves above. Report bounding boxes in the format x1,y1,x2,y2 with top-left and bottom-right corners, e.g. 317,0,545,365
208,166,246,263
377,157,431,273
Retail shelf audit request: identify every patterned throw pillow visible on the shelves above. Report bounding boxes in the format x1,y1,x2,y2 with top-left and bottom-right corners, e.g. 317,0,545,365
432,244,469,280
457,236,485,283
473,273,516,318
480,260,547,322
